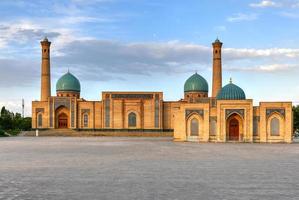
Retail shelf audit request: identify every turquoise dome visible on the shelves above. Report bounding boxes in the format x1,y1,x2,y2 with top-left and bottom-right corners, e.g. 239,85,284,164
56,72,81,92
217,80,246,100
184,73,209,92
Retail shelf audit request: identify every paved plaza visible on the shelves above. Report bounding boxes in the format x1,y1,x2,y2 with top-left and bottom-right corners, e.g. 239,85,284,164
0,137,299,200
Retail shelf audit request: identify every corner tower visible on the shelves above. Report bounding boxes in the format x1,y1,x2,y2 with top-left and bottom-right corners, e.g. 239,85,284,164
40,37,51,101
212,38,223,97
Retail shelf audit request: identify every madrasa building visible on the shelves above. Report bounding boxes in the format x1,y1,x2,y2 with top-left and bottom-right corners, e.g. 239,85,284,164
32,38,293,143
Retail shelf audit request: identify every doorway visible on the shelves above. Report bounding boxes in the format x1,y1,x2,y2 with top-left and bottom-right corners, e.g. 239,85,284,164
58,113,68,129
229,118,239,141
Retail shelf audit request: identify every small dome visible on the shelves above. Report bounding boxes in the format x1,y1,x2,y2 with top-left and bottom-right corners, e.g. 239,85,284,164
215,38,221,43
217,79,246,100
56,72,81,92
184,73,209,93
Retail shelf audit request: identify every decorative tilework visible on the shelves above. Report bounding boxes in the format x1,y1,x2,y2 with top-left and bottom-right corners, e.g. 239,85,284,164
36,108,44,113
111,94,153,99
155,96,159,128
54,97,70,110
105,99,110,128
185,109,204,118
49,98,53,127
71,98,75,128
225,109,244,119
81,109,90,114
266,108,285,118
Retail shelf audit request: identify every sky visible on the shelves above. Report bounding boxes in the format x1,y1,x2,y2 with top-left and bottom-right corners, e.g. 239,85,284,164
0,0,299,116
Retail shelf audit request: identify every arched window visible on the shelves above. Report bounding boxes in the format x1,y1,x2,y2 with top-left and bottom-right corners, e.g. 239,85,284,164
190,118,199,136
270,117,280,136
38,113,42,127
83,114,88,128
128,112,136,127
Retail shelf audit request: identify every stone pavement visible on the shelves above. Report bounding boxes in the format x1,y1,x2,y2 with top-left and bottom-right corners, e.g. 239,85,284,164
0,137,299,200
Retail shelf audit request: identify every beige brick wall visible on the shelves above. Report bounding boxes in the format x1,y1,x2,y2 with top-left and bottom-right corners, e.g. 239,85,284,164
259,102,292,143
32,101,49,129
217,99,253,142
173,102,210,142
163,101,178,129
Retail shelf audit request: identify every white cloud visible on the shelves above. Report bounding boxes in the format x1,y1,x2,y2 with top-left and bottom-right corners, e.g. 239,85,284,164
224,64,299,72
250,0,299,8
227,13,258,22
223,48,299,59
1,38,299,89
250,1,280,8
0,21,61,48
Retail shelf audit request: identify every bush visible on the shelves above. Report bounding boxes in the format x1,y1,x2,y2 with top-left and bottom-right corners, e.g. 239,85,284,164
0,129,8,137
7,129,21,136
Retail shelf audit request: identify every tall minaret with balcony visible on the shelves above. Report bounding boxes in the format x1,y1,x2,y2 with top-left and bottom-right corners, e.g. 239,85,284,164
40,37,51,101
212,38,223,97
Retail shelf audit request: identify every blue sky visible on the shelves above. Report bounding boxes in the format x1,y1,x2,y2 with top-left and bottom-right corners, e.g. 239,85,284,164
0,0,299,116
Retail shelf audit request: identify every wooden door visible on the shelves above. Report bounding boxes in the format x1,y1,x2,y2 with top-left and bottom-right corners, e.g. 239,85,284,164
58,113,68,129
229,118,239,141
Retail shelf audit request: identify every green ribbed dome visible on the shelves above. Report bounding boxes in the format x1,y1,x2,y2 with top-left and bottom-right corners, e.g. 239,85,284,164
217,80,246,100
56,72,81,92
184,73,209,92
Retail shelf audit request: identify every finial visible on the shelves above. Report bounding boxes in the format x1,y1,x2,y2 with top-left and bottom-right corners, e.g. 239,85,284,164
195,70,198,74
67,67,70,73
43,36,48,41
229,77,232,84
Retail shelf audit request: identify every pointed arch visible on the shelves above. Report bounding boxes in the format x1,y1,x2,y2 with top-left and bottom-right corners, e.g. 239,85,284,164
128,112,137,128
186,113,203,141
226,113,243,141
270,117,279,136
55,106,69,129
190,118,199,136
267,112,284,137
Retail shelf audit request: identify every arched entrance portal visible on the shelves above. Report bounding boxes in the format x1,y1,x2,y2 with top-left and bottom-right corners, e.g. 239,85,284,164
58,113,68,129
226,113,243,141
229,118,239,141
55,106,69,129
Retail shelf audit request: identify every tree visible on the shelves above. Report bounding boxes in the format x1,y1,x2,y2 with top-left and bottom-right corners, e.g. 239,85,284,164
293,105,299,136
0,106,32,136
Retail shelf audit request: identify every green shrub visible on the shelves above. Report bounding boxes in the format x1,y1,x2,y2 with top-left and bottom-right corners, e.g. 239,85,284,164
7,129,21,136
0,129,8,137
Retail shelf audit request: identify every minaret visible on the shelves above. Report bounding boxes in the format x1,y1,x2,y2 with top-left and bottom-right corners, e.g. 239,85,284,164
40,37,51,101
212,38,223,97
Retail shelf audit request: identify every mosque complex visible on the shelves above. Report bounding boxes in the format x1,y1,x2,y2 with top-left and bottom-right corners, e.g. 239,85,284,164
32,38,293,143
